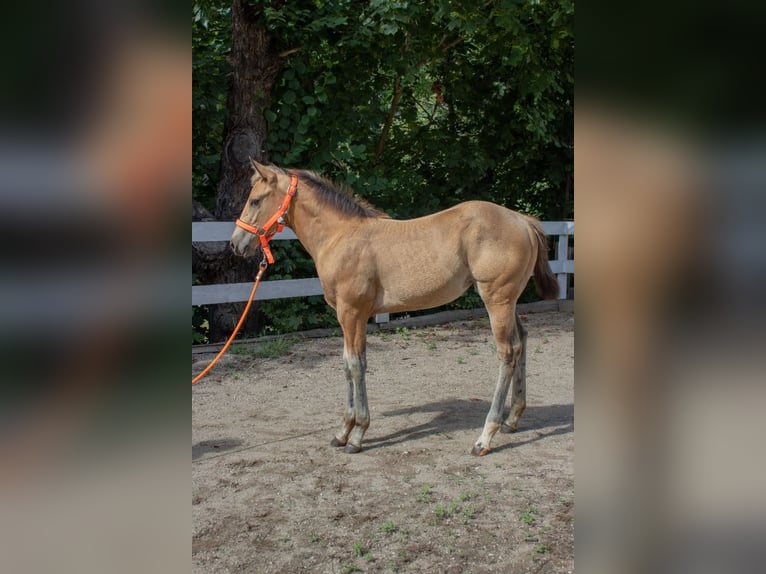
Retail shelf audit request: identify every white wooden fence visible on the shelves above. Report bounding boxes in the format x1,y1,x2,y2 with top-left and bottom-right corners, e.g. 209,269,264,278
192,220,574,323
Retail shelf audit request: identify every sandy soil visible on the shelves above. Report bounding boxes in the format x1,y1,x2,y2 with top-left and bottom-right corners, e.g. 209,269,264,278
193,310,574,573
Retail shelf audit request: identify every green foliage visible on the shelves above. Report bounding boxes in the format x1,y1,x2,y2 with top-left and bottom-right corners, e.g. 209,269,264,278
416,484,433,503
193,1,231,210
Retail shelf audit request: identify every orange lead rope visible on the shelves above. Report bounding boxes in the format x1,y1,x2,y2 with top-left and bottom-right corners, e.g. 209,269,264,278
192,261,267,385
193,174,298,385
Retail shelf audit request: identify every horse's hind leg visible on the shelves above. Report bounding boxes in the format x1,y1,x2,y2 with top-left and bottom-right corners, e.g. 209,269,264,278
471,302,523,456
502,312,527,433
330,363,356,448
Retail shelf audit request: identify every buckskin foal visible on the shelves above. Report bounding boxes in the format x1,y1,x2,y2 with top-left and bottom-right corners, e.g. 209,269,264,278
230,161,559,455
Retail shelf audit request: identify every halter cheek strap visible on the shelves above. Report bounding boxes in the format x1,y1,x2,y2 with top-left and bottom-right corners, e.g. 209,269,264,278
235,174,298,264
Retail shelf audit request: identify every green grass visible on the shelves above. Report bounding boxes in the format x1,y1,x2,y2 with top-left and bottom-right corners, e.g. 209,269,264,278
380,520,398,534
433,493,481,523
341,562,361,574
254,337,296,358
230,337,297,359
352,541,373,561
395,326,411,339
520,508,539,525
416,484,433,503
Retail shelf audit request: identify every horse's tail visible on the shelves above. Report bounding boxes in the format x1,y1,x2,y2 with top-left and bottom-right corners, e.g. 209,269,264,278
525,216,560,300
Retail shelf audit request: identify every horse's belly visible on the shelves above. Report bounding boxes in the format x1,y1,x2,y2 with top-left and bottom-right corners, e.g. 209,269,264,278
376,273,471,314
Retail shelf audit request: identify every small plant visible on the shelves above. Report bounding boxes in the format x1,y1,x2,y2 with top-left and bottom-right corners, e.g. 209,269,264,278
340,562,361,574
520,508,538,525
352,541,372,560
309,532,320,543
457,356,466,364
416,484,433,503
461,504,479,521
254,337,295,358
395,326,410,339
434,503,448,519
534,544,549,555
426,341,437,351
381,521,398,534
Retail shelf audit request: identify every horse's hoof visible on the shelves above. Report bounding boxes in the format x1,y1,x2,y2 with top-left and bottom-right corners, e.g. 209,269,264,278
470,445,491,456
331,437,347,447
344,444,362,454
501,423,517,434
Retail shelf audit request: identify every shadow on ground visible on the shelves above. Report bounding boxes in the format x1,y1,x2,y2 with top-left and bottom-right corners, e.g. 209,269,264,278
364,399,573,452
192,438,244,460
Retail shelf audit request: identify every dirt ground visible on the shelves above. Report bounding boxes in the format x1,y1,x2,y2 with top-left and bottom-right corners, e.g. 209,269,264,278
193,310,574,574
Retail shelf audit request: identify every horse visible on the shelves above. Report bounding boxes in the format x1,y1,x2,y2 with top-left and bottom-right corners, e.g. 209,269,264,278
230,161,559,455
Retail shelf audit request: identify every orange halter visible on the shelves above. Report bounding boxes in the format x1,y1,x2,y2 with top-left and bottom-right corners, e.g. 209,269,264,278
235,174,298,264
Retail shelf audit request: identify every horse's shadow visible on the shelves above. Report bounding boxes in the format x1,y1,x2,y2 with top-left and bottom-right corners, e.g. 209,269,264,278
363,399,573,452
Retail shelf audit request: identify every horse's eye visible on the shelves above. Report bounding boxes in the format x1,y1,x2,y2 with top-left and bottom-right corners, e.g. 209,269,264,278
249,198,260,207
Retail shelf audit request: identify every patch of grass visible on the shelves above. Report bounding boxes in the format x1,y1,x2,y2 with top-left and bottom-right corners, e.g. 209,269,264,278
352,541,373,561
434,503,449,519
254,337,296,358
520,508,539,525
395,326,411,339
534,544,549,555
309,532,320,543
341,562,361,574
380,520,398,534
426,341,437,351
461,504,480,521
457,356,466,364
230,337,296,359
434,497,480,523
416,484,433,503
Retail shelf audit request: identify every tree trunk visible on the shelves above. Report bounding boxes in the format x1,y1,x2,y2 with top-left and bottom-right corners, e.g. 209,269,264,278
200,0,284,342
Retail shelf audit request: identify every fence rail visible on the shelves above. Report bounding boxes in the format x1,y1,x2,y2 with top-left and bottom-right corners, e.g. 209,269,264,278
192,220,574,323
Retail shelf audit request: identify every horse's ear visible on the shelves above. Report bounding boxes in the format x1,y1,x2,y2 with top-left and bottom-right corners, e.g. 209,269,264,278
250,159,277,184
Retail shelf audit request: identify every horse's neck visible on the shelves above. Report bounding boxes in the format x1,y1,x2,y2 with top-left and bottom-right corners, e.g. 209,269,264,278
287,187,353,261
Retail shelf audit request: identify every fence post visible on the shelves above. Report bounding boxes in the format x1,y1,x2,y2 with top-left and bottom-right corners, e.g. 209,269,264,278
556,233,569,300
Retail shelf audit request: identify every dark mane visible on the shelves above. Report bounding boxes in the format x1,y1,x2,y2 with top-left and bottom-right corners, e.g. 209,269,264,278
287,168,389,219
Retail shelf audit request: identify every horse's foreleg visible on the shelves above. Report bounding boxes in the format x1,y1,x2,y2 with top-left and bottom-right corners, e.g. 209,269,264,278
502,312,527,433
472,304,522,456
334,307,370,453
344,350,368,453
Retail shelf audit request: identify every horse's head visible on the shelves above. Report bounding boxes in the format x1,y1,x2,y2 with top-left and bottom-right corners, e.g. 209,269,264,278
230,160,293,258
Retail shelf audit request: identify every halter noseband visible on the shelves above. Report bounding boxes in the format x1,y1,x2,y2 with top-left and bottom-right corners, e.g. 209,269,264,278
235,174,298,265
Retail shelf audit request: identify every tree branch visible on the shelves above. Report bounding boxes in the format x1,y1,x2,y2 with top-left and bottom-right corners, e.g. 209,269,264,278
374,77,403,163
278,46,301,58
